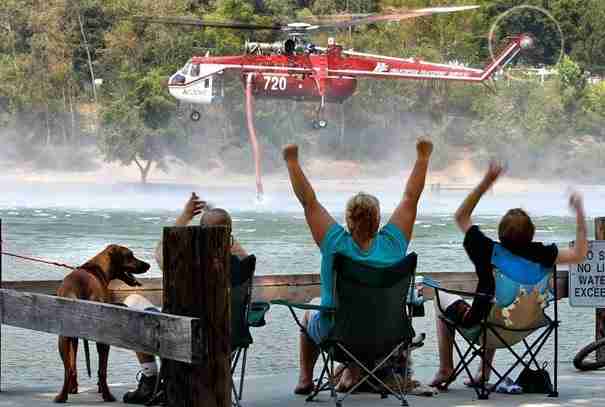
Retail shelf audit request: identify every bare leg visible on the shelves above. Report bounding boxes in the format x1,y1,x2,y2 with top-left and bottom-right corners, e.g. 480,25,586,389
464,349,496,386
335,365,361,392
430,302,455,390
295,311,319,394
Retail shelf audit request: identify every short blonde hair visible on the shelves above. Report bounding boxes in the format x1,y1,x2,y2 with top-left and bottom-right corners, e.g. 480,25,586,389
345,192,380,242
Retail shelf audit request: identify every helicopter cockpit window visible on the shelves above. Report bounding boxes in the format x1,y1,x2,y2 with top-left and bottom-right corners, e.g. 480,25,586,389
190,64,200,77
181,62,191,75
204,78,210,89
284,39,295,55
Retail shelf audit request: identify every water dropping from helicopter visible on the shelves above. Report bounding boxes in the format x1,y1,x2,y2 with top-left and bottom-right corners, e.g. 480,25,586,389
136,6,535,199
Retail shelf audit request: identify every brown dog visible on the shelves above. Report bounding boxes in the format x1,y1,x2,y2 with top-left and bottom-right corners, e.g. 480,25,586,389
54,245,150,403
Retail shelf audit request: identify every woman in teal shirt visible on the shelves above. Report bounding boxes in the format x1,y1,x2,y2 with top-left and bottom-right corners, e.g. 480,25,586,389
283,138,433,395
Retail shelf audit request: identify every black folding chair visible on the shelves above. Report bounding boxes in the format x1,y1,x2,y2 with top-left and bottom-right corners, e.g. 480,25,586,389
230,255,270,407
425,266,559,400
273,253,418,407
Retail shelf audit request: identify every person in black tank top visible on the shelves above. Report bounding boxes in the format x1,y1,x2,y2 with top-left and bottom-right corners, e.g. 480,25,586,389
430,161,588,391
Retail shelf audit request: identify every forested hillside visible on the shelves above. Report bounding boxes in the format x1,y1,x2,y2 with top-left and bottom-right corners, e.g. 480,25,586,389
1,0,605,182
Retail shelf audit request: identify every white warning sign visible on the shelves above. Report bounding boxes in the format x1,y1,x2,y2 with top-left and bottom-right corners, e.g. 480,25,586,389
569,240,605,307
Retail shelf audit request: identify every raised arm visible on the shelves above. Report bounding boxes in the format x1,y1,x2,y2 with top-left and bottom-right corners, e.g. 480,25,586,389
388,138,433,241
283,144,336,246
155,193,206,269
555,192,588,264
454,161,504,233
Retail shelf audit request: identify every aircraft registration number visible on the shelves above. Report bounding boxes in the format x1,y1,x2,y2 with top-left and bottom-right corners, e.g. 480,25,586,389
264,76,287,91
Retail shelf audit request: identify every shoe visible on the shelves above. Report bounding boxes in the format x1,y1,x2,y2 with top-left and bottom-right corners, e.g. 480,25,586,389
123,372,159,404
494,377,522,394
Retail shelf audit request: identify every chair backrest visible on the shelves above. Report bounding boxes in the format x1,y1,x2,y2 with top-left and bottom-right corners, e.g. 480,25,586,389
329,253,417,364
484,244,553,347
231,254,256,350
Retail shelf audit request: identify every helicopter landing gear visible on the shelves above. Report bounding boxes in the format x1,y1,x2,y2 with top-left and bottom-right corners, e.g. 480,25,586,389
190,110,201,121
175,100,184,118
312,119,328,129
312,96,327,129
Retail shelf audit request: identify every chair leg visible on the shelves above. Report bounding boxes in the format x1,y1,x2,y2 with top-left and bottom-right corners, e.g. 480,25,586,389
550,324,559,397
231,376,242,407
398,347,411,407
451,334,483,399
329,355,341,407
335,342,406,404
478,327,489,400
239,347,248,401
485,324,557,398
306,350,330,402
230,348,243,407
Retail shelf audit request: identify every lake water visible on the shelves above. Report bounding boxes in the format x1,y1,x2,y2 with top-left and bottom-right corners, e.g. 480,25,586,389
0,180,602,390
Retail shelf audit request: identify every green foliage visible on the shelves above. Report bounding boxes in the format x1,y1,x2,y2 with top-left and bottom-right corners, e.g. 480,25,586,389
583,81,605,118
2,0,605,180
557,55,585,113
99,66,181,180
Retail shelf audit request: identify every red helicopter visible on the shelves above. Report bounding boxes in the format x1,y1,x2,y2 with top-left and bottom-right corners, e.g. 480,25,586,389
138,6,533,199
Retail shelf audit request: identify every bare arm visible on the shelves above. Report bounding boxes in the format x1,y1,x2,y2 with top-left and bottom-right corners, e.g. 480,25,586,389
555,193,588,264
156,193,207,270
388,138,433,241
231,238,248,259
283,144,336,246
454,161,504,233
175,192,206,226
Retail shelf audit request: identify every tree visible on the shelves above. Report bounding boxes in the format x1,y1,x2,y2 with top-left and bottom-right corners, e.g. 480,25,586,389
99,68,182,183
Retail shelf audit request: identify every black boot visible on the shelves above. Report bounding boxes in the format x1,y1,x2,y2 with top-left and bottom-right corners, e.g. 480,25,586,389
123,373,158,404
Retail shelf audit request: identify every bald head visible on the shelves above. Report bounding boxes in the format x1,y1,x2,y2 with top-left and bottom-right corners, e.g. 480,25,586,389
200,208,232,229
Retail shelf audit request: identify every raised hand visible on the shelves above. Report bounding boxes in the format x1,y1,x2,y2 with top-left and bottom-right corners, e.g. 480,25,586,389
176,192,207,226
569,192,584,215
485,160,506,183
416,137,433,160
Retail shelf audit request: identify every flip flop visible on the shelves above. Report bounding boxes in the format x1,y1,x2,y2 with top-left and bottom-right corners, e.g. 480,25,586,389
429,379,450,392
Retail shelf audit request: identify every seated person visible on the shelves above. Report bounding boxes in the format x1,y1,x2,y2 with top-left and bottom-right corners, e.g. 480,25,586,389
430,162,588,390
122,193,247,404
282,138,433,394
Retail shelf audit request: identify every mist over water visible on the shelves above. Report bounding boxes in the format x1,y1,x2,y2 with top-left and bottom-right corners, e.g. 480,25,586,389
2,177,605,217
2,124,605,390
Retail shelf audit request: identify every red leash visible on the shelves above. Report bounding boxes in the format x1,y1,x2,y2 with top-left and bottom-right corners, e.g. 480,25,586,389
0,248,75,271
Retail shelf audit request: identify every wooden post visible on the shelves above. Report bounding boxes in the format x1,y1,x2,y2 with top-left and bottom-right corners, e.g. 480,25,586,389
162,225,231,407
595,218,605,362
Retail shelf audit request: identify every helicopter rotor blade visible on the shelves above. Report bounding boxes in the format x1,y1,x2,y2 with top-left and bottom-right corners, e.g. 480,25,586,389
133,5,479,33
312,5,480,31
132,16,285,31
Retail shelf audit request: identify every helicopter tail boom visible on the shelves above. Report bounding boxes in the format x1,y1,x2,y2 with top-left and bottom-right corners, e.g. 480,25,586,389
328,34,530,83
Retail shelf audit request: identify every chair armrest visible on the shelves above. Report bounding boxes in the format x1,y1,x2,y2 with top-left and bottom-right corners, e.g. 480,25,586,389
248,301,270,328
422,277,492,300
270,299,336,313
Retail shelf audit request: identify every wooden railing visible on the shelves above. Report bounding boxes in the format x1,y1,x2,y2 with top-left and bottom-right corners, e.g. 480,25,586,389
1,269,571,306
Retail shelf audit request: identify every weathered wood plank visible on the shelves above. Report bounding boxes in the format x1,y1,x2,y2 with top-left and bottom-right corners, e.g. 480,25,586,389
1,269,571,304
162,225,231,407
0,289,203,363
